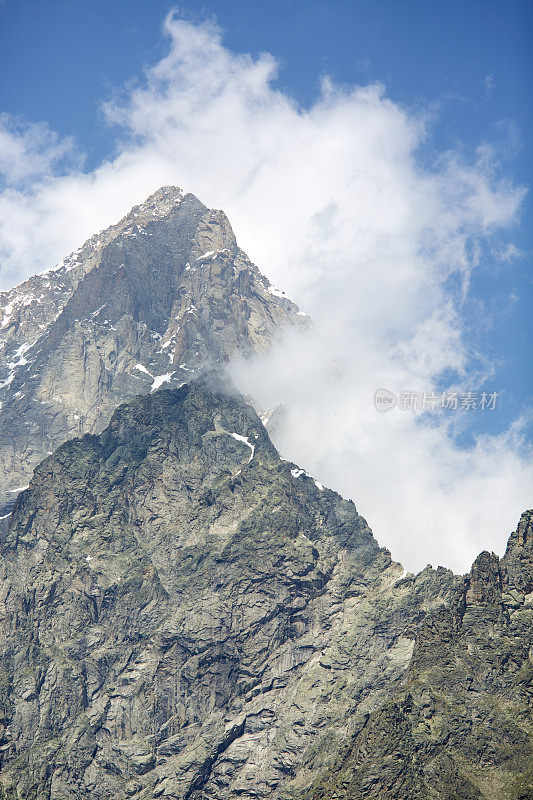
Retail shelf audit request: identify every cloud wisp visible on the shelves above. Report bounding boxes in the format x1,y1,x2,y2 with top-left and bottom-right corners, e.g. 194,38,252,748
0,12,530,571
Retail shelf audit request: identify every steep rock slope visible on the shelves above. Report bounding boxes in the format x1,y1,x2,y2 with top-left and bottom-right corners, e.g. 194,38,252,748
0,187,306,510
0,379,530,799
304,513,533,800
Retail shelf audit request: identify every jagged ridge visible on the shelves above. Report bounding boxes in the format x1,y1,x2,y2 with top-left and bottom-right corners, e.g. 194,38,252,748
0,378,530,799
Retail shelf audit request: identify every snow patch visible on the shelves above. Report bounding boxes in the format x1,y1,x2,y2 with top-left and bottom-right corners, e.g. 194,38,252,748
260,409,273,426
90,304,107,319
151,372,175,392
268,285,287,299
0,372,14,390
12,341,33,365
1,302,14,329
0,340,37,390
197,248,231,262
290,467,326,491
228,432,255,463
135,363,175,392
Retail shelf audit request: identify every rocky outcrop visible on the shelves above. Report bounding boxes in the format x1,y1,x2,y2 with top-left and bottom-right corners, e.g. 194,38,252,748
302,514,533,800
0,379,530,799
0,188,307,512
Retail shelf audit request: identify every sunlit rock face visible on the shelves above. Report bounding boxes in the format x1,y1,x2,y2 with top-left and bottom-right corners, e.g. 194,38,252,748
0,377,530,800
0,187,307,513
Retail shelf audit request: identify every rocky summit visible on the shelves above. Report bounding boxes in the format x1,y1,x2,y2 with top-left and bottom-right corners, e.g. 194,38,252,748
0,377,531,800
0,187,307,513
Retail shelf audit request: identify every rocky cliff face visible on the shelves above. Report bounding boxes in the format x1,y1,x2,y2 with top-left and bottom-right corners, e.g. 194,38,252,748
0,378,530,800
304,516,533,800
0,187,307,512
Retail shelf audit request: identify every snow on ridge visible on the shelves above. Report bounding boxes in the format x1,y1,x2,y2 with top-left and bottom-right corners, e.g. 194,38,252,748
2,187,185,309
290,466,326,491
134,186,184,218
0,242,91,333
267,286,309,319
228,432,255,463
260,409,273,426
0,290,48,330
268,285,287,299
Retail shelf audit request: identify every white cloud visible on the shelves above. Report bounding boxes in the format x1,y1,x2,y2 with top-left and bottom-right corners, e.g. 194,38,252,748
0,114,79,186
231,327,533,572
0,11,530,571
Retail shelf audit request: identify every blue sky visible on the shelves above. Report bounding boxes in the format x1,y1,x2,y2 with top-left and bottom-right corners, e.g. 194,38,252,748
0,0,531,567
1,1,531,168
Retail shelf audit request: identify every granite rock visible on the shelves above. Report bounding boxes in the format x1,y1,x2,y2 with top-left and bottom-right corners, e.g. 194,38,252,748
0,188,307,513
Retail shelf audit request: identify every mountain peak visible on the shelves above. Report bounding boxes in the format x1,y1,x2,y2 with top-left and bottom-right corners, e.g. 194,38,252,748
0,189,308,511
124,185,187,221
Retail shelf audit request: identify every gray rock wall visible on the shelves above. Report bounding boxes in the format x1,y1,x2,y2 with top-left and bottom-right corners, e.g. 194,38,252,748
0,380,529,799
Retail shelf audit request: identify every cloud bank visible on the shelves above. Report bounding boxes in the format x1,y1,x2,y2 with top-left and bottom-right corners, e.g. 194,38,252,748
0,12,530,571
